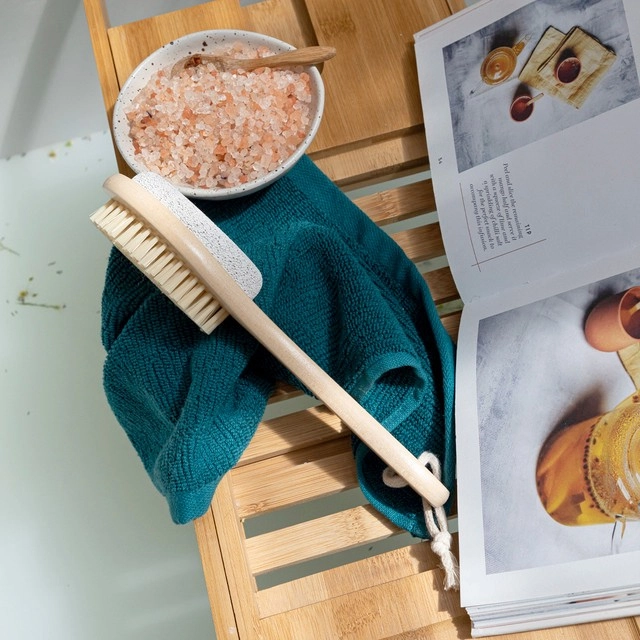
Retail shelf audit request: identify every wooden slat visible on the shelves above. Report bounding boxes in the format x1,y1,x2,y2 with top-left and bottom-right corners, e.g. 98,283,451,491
239,405,347,465
384,618,472,640
258,589,640,640
268,381,303,402
106,0,316,87
392,222,445,263
83,0,117,111
304,0,465,153
256,541,446,617
382,617,640,640
424,267,458,306
312,129,429,187
440,312,461,339
193,507,240,636
245,504,399,575
209,474,263,638
446,0,468,12
353,180,437,226
82,0,131,175
258,569,463,639
231,438,357,518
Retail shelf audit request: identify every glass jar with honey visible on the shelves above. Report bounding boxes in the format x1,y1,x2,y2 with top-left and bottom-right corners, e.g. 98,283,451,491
536,392,640,526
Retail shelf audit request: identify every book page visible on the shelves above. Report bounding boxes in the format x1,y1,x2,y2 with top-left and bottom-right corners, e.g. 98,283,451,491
415,0,640,303
455,248,640,611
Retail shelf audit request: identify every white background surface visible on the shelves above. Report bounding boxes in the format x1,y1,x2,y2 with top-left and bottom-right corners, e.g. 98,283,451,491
0,0,196,159
0,133,216,640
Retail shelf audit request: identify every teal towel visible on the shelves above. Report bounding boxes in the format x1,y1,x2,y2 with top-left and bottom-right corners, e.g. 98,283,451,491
101,155,456,538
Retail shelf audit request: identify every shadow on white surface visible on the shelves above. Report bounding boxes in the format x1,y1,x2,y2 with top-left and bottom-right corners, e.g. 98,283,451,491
0,0,198,159
0,132,214,640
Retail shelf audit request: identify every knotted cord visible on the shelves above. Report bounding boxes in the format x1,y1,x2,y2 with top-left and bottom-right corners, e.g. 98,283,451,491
382,452,459,590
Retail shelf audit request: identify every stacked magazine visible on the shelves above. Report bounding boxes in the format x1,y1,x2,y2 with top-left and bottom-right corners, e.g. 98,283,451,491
414,0,640,636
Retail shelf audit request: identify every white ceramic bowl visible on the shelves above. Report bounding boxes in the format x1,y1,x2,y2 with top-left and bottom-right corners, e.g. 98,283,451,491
112,30,324,200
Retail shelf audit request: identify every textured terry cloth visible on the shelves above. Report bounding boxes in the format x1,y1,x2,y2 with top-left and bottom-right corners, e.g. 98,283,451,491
100,155,456,538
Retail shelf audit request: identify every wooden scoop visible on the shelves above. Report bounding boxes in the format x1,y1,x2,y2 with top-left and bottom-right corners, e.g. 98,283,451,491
525,92,545,106
171,45,336,76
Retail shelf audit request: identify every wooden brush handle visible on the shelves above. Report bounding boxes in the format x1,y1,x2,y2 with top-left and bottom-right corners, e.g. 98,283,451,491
210,274,451,507
105,175,450,508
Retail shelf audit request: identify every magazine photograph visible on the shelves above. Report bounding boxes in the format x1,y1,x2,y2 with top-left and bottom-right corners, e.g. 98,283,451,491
476,267,640,577
443,0,638,172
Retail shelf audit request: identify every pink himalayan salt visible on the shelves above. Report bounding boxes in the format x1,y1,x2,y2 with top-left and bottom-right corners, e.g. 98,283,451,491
126,44,313,190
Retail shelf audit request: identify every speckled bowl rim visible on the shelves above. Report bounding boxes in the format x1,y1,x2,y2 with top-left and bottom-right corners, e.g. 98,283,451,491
112,30,324,200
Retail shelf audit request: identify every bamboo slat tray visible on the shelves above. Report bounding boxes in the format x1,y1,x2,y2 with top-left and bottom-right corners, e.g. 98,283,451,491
83,0,640,637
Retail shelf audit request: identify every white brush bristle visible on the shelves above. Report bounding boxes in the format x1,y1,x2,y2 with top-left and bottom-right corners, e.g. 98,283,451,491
90,174,263,334
134,173,262,300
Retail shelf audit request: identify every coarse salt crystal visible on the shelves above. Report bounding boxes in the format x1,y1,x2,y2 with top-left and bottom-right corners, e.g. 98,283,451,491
126,43,313,190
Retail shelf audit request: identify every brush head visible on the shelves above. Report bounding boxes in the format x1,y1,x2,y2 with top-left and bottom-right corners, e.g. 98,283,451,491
90,172,263,333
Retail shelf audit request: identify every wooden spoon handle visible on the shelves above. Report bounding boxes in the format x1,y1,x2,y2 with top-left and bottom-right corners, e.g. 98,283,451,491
526,92,544,105
232,45,336,71
172,45,336,76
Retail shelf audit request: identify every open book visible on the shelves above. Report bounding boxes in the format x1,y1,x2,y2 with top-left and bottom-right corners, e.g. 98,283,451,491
414,0,640,636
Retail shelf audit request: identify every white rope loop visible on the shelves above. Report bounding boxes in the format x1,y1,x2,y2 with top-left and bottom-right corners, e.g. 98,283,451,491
382,451,459,590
